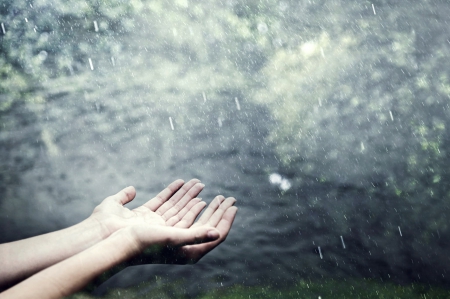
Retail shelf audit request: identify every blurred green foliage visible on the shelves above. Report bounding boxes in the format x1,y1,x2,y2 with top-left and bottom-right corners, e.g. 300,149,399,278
2,0,450,291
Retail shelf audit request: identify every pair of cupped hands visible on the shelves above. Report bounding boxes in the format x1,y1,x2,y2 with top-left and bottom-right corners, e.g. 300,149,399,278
89,179,238,265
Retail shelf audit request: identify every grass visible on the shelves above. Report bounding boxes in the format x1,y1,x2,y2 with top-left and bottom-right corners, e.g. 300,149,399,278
68,278,450,299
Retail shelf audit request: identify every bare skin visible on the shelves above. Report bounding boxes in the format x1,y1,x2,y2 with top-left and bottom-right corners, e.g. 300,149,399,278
0,179,238,298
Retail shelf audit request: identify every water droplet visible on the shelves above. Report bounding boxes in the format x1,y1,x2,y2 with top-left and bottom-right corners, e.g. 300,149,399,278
38,51,48,61
235,97,241,111
257,22,268,34
340,236,346,249
88,58,94,70
269,173,282,185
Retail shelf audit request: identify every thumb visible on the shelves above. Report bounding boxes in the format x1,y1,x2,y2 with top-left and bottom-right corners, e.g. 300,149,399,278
108,186,136,205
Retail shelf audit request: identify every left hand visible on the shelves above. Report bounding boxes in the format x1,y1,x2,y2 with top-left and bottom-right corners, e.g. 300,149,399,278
89,179,207,239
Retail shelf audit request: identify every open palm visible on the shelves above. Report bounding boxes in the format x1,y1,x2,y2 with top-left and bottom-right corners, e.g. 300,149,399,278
134,194,237,265
89,179,207,238
89,179,238,265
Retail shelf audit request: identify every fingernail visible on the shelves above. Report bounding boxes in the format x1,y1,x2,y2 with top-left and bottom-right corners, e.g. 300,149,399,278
207,230,220,240
200,183,205,188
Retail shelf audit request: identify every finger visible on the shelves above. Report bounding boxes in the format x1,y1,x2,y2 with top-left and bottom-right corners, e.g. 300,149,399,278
174,201,207,228
165,198,202,227
182,206,238,261
194,195,225,226
139,226,220,247
160,182,205,220
206,197,237,227
142,179,185,211
215,206,238,237
106,186,136,205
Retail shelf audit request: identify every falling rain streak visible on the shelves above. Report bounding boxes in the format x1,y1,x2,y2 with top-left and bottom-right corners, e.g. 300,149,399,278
372,4,376,15
93,21,99,32
235,97,241,111
1,23,5,34
202,92,207,103
398,226,402,237
111,57,115,67
88,58,94,70
169,117,174,130
340,236,346,249
318,246,323,259
389,110,394,121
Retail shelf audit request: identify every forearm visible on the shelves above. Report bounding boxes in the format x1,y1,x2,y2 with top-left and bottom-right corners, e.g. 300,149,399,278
0,229,139,299
0,218,108,290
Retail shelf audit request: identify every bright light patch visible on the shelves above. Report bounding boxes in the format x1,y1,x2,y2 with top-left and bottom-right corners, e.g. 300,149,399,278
269,173,291,191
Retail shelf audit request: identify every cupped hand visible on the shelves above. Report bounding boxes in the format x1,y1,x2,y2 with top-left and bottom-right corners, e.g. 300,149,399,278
131,195,238,265
89,179,207,239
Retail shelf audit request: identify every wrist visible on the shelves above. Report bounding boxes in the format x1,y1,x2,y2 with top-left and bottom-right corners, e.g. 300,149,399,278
83,215,120,241
111,226,143,256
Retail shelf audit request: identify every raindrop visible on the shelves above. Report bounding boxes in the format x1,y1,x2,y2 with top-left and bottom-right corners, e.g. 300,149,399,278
398,226,402,237
25,18,28,23
88,58,94,70
38,51,48,61
169,117,174,130
340,235,346,249
361,142,365,152
269,173,282,185
202,92,207,103
111,56,115,66
269,173,291,191
257,22,268,34
93,20,99,32
389,110,394,121
280,179,291,191
1,23,5,34
67,64,74,76
235,97,241,111
218,117,223,127
318,246,323,259
372,4,376,15
320,47,325,58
